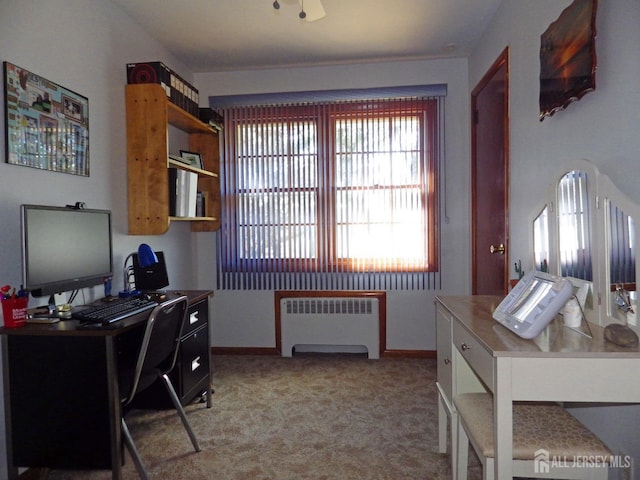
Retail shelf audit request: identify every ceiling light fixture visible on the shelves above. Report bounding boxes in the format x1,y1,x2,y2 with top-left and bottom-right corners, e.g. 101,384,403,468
272,0,326,22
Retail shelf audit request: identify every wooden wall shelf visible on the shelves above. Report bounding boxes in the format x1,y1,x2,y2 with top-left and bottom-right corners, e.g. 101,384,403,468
126,83,221,235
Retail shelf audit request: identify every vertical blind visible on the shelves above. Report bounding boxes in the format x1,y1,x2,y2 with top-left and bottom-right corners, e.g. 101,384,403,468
216,95,444,290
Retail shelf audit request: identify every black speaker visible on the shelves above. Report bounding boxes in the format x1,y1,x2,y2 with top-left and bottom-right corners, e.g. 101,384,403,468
132,251,169,291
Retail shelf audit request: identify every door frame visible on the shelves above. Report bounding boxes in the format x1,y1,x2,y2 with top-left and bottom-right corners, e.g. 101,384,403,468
471,47,510,294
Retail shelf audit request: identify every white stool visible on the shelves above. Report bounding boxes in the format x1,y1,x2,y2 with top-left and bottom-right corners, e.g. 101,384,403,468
454,392,612,480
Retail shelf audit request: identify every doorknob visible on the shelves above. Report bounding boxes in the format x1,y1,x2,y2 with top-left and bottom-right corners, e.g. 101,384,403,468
490,243,506,255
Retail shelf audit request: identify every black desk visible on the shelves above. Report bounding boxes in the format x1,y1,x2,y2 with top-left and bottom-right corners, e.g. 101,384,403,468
1,290,212,480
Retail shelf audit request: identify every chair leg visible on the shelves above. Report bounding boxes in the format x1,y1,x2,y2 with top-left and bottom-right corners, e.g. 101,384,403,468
483,458,493,480
160,373,201,452
451,411,458,480
121,417,151,480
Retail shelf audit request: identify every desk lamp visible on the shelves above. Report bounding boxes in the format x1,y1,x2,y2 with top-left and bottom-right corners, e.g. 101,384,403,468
138,242,158,266
119,243,168,297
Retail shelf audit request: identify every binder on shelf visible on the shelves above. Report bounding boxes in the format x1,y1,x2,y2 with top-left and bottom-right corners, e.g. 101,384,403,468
185,171,197,217
126,61,171,97
127,61,199,116
169,167,198,217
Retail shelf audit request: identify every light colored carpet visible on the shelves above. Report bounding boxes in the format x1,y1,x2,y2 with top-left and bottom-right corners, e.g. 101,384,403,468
44,354,481,479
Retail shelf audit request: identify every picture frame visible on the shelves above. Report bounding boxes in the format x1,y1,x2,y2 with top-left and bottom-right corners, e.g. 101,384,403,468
539,0,597,121
169,153,192,166
3,61,89,175
180,150,203,169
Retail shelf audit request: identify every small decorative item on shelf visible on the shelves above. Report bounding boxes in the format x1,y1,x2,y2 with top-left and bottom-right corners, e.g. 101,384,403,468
169,153,192,166
1,284,29,328
180,150,203,170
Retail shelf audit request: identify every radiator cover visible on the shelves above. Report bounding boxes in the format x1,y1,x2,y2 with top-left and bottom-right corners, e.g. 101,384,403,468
280,297,380,359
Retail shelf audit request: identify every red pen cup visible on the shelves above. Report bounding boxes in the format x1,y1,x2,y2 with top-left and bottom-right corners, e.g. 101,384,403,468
1,297,28,328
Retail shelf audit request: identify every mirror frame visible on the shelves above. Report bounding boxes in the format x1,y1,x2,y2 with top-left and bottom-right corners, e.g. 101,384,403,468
527,159,640,327
596,173,640,324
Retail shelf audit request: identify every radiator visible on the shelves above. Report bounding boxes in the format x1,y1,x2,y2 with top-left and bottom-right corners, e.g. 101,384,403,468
279,296,380,359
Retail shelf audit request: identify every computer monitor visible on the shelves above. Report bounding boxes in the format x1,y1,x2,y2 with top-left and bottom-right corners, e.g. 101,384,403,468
21,204,113,298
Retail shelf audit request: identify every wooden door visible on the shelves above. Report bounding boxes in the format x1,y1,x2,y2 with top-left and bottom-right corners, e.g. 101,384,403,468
471,48,510,295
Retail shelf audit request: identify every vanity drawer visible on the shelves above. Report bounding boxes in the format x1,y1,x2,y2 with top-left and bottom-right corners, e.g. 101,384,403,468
452,320,494,389
436,304,453,401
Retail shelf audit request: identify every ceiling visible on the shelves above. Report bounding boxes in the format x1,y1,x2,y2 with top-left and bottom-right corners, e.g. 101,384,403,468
110,0,503,73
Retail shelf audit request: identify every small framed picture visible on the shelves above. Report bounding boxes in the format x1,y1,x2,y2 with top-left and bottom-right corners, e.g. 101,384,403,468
180,150,203,169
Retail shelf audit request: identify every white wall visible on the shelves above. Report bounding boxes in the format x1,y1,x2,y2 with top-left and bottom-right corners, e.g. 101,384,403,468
195,58,472,351
0,0,204,475
469,0,640,474
470,0,640,271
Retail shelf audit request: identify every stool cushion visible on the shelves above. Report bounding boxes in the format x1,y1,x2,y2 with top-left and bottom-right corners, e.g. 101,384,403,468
454,393,612,460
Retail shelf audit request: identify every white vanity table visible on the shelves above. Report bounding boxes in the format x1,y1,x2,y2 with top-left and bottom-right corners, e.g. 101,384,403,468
436,159,640,478
436,294,640,479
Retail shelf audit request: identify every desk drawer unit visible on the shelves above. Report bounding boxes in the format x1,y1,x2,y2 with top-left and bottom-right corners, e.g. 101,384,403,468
171,298,211,405
177,323,210,403
452,320,494,390
138,296,211,407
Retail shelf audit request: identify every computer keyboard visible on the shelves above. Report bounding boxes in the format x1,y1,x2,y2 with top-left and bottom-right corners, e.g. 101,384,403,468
72,296,158,324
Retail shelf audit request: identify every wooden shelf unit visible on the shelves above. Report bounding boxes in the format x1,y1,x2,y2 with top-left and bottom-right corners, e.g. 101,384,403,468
126,83,221,234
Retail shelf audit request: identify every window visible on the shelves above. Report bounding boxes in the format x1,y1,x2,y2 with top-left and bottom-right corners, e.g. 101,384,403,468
218,96,442,290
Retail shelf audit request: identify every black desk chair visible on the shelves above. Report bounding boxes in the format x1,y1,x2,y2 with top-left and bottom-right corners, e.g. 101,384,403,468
119,295,201,480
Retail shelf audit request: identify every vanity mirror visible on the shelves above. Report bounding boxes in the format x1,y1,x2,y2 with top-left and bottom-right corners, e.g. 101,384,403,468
533,205,550,272
530,160,640,328
604,195,638,324
557,170,592,281
607,201,636,287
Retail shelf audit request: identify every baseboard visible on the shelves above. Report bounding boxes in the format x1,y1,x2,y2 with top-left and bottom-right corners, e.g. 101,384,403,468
18,468,50,480
211,347,436,358
212,347,280,355
381,349,436,358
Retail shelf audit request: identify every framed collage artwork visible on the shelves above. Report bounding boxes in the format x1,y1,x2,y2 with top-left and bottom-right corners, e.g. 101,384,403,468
3,61,89,176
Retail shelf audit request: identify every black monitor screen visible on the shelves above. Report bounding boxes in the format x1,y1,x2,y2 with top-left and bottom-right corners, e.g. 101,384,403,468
21,204,113,297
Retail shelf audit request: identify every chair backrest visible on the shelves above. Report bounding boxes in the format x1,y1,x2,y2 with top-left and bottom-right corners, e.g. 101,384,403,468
122,295,188,406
